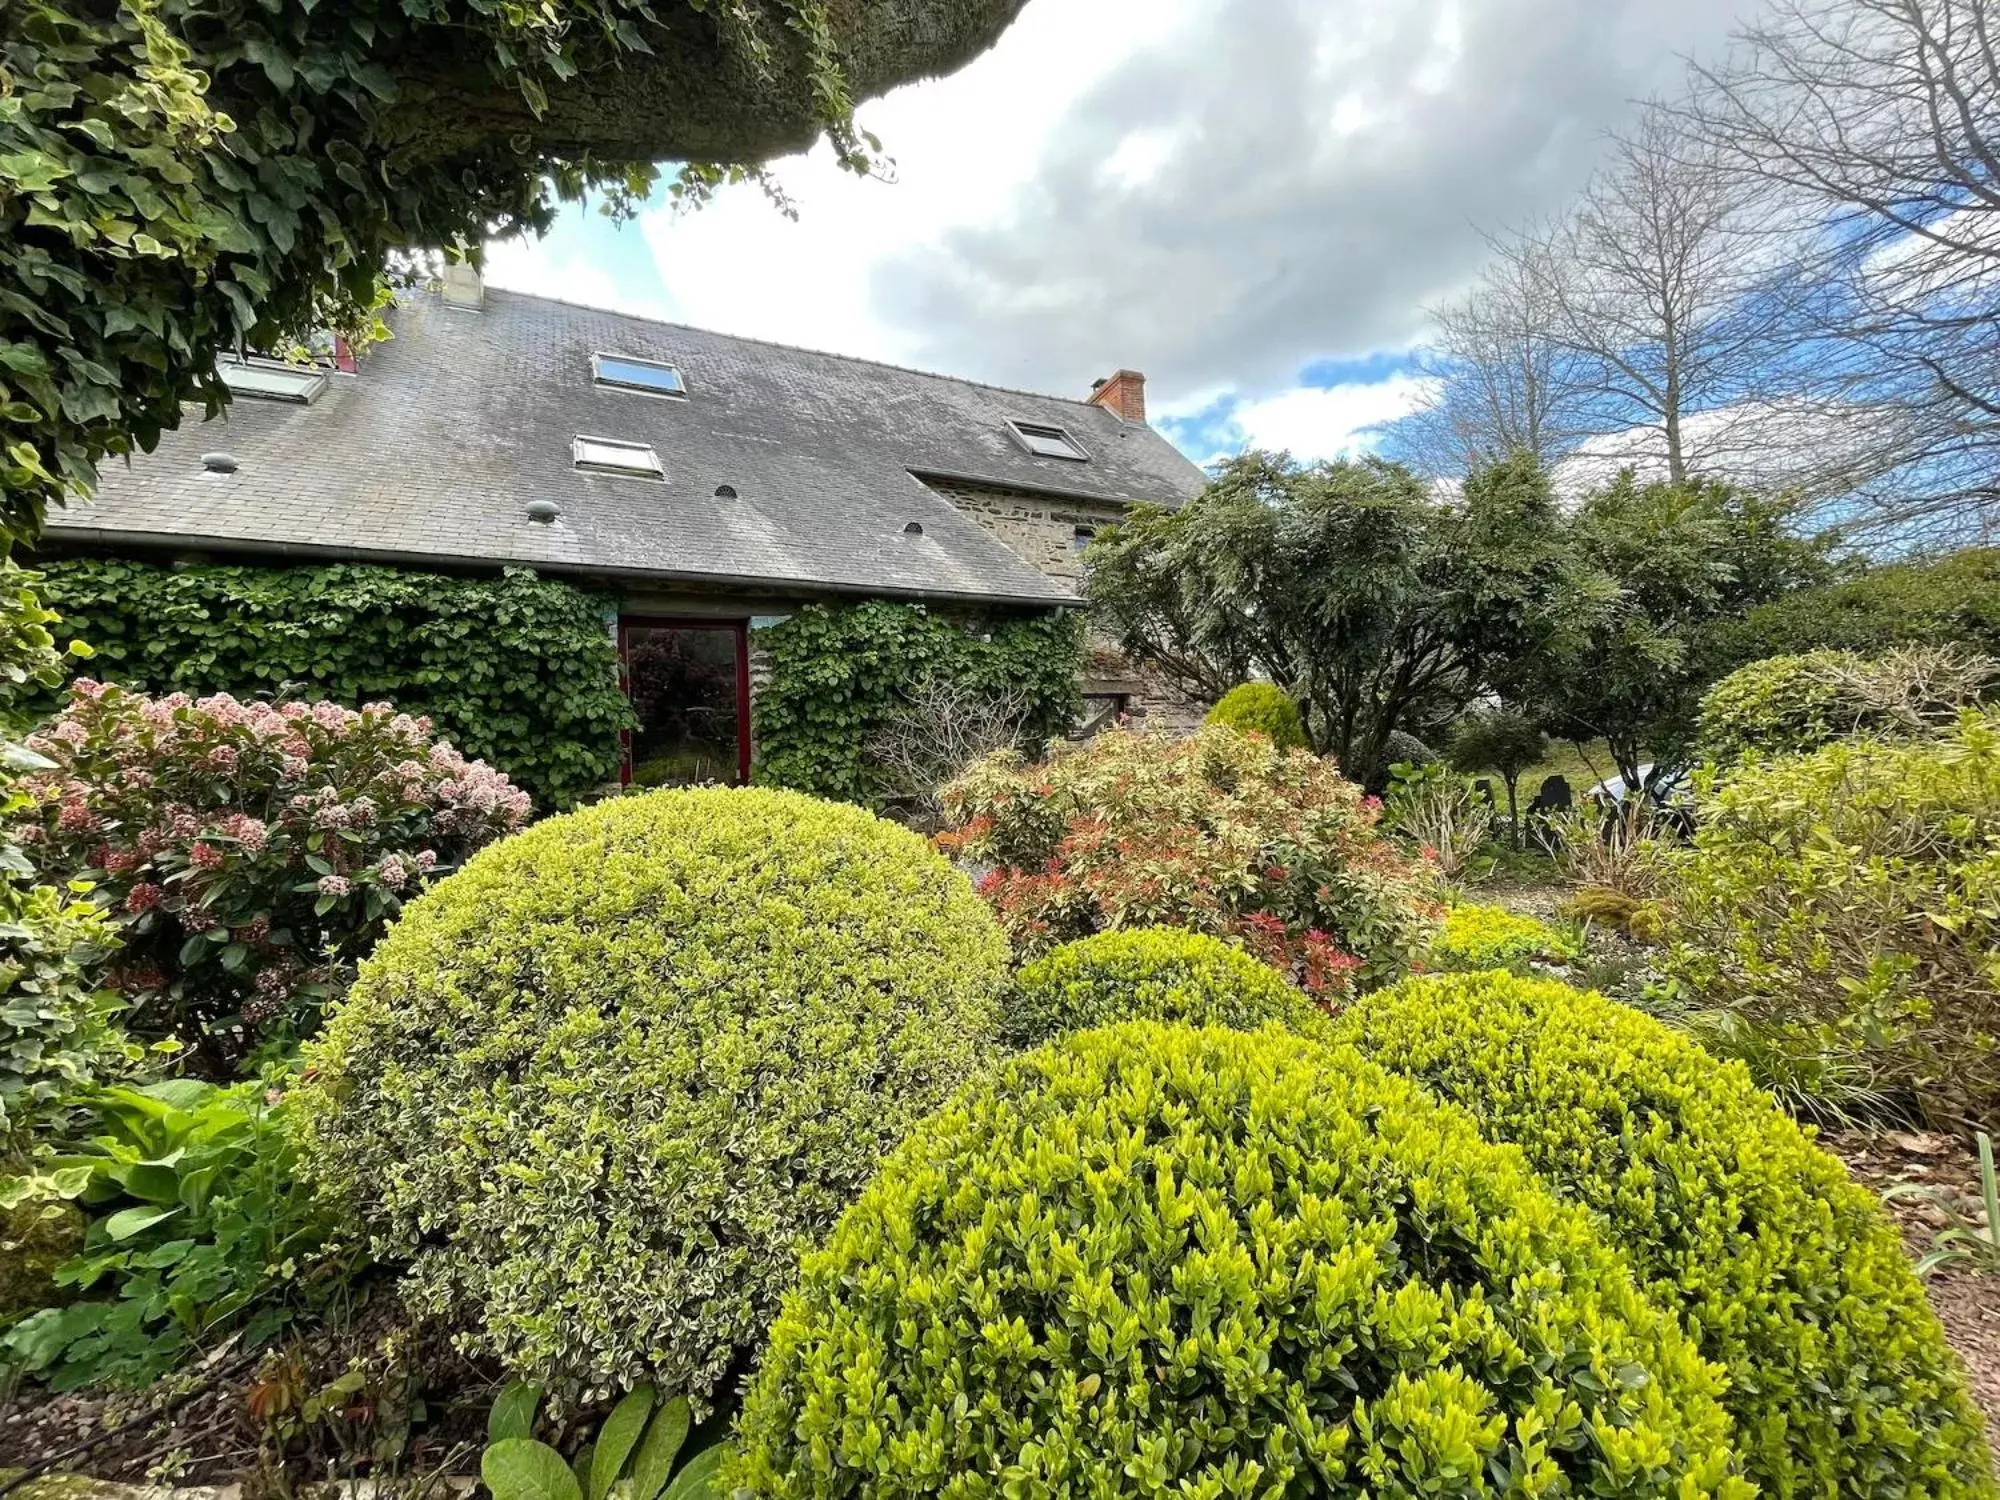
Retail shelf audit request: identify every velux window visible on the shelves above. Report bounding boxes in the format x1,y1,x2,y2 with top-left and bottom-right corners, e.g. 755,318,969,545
1008,419,1089,462
594,352,687,398
218,357,327,404
572,435,665,479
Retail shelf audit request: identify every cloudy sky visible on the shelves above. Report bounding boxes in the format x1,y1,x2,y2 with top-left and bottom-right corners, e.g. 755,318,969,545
486,0,1760,467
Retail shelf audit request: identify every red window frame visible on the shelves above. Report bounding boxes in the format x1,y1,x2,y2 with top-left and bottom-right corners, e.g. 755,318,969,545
616,616,752,787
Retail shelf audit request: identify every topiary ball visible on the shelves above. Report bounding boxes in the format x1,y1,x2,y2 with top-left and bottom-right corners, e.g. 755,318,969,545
728,1022,1751,1498
1006,927,1327,1046
295,787,1008,1405
1339,971,1996,1499
1205,682,1308,751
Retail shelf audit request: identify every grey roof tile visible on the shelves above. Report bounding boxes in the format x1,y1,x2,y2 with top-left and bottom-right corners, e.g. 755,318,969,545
51,290,1206,606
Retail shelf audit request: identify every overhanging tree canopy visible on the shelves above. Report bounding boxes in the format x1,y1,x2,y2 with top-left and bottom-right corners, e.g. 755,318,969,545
0,0,1025,548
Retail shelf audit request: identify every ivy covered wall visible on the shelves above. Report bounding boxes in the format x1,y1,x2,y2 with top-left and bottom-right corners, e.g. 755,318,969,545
752,601,1082,805
34,559,633,809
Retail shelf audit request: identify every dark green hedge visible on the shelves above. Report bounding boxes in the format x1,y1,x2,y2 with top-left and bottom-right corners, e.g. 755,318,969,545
34,558,632,808
751,600,1081,805
1717,547,2000,664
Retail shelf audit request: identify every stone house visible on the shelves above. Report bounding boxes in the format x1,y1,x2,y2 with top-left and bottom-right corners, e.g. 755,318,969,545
41,272,1207,784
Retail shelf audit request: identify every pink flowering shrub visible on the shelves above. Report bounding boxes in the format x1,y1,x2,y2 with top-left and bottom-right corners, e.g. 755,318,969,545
11,682,531,1067
938,725,1441,1000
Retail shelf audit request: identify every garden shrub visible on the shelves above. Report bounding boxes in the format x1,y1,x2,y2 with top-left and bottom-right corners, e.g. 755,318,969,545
1005,927,1326,1046
295,787,1007,1405
751,601,1081,806
1662,712,2000,1132
1340,971,1996,1500
728,1022,1750,1498
1697,646,1998,763
1718,546,2000,663
1204,682,1307,750
0,877,130,1147
1,1078,342,1391
1424,902,1576,973
940,725,1439,997
11,681,531,1067
1382,761,1495,878
36,560,633,808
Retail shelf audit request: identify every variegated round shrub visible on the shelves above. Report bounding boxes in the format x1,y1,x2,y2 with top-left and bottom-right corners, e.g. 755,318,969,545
295,787,1007,1405
1340,971,1996,1499
1005,927,1326,1046
728,1023,1752,1498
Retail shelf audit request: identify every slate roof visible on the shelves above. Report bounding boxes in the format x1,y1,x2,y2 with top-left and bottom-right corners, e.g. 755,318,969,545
47,288,1207,607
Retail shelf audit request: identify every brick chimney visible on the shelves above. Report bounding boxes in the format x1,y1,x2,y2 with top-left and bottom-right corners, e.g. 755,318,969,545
1088,369,1148,424
440,259,485,311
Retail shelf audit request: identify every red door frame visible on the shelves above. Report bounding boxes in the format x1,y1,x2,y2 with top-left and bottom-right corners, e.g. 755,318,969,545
616,615,753,787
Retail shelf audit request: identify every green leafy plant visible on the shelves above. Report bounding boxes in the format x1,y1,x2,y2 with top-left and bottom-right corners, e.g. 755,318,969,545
481,1383,723,1500
940,724,1440,997
0,876,131,1146
12,680,531,1068
1697,645,1999,763
728,1021,1751,1497
1380,760,1494,879
1661,711,2000,1132
1204,682,1307,750
1005,927,1327,1047
1423,901,1577,973
295,787,1007,1405
1889,1131,2000,1277
1447,709,1548,844
1,1077,345,1390
37,560,633,809
1339,971,1996,1499
751,601,1080,807
1717,546,2000,663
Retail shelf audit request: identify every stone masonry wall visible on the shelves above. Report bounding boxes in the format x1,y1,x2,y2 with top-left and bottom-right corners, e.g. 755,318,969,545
923,476,1210,733
920,477,1128,589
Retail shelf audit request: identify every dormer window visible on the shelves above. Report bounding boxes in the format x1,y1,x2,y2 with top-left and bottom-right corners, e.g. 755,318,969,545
594,352,687,399
218,356,327,404
1008,420,1090,462
572,435,665,479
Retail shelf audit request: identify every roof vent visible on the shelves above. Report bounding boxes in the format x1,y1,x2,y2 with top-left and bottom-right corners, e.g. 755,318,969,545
715,484,738,499
903,521,925,536
201,451,238,473
526,498,562,524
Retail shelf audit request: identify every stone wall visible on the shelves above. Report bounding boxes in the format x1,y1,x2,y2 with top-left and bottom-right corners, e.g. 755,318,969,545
920,477,1129,590
922,476,1209,734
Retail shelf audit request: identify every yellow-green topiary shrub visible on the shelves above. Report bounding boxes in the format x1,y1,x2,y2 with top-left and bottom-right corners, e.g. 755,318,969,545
294,788,1008,1405
1339,971,1996,1500
1205,682,1308,750
1424,902,1577,973
727,1022,1752,1498
1005,927,1327,1046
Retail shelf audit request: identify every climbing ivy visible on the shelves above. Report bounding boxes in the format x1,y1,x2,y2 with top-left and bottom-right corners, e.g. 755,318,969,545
752,602,1082,806
0,0,881,551
35,558,632,808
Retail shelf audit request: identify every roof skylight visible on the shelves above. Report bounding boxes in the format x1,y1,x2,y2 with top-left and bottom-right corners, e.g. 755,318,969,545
594,352,687,398
219,357,327,404
1008,419,1090,462
572,435,665,479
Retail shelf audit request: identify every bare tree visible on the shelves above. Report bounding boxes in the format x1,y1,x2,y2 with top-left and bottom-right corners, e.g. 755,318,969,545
1504,108,1809,490
1400,240,1592,479
1679,0,2000,546
867,677,1038,829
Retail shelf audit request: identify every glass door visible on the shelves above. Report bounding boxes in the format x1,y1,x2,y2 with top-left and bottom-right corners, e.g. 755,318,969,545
619,619,750,787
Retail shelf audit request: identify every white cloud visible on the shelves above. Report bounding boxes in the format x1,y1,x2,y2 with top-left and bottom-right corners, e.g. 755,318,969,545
1188,373,1440,464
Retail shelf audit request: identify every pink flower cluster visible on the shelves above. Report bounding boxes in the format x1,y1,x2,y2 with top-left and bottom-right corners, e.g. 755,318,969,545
10,680,534,1036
